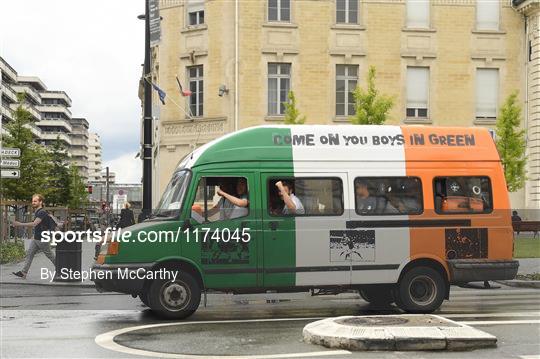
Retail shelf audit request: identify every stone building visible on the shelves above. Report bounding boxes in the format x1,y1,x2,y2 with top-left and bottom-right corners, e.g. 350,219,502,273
150,0,537,217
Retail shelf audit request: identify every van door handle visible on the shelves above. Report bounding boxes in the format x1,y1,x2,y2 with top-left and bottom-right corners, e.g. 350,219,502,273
269,221,278,231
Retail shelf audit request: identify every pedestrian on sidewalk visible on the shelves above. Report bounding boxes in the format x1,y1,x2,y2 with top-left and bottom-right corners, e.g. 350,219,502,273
11,194,56,279
118,202,135,229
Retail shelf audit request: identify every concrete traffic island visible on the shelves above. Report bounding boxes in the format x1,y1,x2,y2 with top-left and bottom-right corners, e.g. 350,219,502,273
303,315,497,351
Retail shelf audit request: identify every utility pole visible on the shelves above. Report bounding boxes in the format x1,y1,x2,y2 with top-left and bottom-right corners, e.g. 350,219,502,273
141,0,153,219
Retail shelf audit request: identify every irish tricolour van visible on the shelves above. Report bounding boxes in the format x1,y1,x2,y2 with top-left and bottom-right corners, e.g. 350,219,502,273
92,125,518,318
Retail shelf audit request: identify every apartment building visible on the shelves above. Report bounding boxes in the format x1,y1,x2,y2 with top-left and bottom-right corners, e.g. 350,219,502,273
1,56,94,184
151,0,538,217
88,132,103,183
70,117,90,181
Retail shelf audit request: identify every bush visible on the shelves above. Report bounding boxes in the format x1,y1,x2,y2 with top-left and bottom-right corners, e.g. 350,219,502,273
0,241,26,264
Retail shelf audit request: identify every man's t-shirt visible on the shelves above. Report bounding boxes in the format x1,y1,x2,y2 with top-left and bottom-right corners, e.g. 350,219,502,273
282,193,305,215
34,208,53,241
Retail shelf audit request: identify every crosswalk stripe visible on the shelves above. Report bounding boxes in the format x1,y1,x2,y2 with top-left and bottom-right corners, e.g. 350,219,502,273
451,289,540,295
449,295,540,301
460,320,540,326
443,311,540,318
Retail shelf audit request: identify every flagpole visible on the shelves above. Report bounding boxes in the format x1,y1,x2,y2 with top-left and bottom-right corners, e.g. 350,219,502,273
141,0,153,219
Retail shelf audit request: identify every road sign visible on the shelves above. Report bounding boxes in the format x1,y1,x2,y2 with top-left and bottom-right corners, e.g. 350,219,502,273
0,159,20,168
0,169,20,179
0,148,21,157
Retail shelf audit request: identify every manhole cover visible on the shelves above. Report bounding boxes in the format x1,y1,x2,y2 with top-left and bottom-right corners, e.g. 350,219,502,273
336,317,409,327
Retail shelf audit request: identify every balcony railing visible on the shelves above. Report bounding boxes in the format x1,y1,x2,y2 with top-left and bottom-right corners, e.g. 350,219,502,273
40,132,72,145
1,103,13,121
0,58,17,82
1,83,18,104
36,104,72,118
11,84,41,105
23,123,42,138
36,118,72,132
40,91,72,107
10,103,41,121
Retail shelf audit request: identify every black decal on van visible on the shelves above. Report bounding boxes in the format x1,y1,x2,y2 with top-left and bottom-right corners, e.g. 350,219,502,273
201,240,250,265
330,230,375,262
445,228,488,259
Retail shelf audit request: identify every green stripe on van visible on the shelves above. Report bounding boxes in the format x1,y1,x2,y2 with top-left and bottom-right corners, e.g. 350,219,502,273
194,127,297,288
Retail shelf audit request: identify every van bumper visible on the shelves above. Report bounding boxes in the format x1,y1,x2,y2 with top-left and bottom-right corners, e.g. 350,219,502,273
447,259,519,283
91,263,153,295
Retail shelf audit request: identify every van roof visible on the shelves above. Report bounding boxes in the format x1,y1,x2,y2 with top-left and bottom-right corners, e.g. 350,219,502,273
178,125,500,169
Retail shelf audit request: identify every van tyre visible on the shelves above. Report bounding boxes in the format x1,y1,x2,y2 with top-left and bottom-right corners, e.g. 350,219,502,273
394,266,445,313
139,291,150,307
359,288,394,305
147,271,201,319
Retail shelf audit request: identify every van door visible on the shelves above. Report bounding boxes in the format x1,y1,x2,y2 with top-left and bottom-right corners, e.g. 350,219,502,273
261,173,350,288
187,173,260,289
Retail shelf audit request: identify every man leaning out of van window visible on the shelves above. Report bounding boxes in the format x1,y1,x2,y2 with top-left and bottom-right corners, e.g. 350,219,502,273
276,180,305,215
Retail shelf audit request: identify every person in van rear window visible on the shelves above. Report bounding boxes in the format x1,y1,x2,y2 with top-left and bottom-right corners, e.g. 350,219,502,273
276,180,305,215
217,178,249,219
355,180,377,214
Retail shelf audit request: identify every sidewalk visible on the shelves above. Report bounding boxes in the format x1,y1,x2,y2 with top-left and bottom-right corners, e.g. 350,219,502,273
0,241,96,287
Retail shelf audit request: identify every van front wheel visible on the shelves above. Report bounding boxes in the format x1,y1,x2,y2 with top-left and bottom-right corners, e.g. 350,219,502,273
147,271,201,319
359,288,394,305
394,266,445,313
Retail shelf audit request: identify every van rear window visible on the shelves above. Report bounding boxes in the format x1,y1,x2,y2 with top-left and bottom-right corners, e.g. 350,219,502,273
433,176,493,214
268,178,344,216
354,177,423,215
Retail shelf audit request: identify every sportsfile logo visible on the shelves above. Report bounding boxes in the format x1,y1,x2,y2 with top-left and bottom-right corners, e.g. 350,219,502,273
40,227,252,244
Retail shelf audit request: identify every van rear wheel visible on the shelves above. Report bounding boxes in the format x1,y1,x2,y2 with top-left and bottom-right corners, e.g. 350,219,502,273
394,266,445,313
147,271,201,319
359,288,394,305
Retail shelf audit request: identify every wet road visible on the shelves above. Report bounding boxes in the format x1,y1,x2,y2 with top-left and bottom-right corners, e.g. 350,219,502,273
1,284,539,358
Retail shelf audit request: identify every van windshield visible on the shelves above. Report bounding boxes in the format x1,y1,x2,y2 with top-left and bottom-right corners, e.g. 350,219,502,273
153,170,191,218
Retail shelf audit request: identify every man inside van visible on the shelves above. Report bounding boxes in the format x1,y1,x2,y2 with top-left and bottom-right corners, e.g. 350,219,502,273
276,180,305,215
355,180,377,214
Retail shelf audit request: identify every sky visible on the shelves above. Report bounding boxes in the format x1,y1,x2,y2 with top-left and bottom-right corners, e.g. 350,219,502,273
0,0,145,183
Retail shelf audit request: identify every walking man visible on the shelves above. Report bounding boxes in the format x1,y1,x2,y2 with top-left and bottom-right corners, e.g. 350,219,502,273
12,194,56,279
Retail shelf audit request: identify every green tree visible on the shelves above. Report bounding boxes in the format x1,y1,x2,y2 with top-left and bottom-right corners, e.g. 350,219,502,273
351,66,394,125
2,94,51,201
46,138,71,206
495,91,527,192
67,166,87,209
283,90,306,125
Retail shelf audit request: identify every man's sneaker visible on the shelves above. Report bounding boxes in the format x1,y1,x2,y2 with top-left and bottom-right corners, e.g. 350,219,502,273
12,271,26,279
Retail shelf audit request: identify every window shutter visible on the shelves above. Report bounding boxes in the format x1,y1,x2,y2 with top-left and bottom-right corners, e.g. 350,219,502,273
407,67,429,109
406,0,429,28
476,1,499,31
476,69,498,118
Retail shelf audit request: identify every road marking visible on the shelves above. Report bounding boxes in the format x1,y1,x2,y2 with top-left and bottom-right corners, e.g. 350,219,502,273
519,355,540,359
443,311,540,318
460,320,540,326
95,317,351,359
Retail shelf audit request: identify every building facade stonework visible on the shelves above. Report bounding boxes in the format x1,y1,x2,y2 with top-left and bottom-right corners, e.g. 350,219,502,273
152,0,537,217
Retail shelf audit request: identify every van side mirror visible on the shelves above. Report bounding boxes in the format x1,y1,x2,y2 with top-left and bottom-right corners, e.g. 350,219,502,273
181,218,193,231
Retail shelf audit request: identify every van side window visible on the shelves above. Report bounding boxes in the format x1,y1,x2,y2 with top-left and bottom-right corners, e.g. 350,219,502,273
434,176,492,214
191,177,249,223
354,177,423,215
268,178,344,216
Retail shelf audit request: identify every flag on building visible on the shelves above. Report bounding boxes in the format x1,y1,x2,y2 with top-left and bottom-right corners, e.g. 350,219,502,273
152,83,166,105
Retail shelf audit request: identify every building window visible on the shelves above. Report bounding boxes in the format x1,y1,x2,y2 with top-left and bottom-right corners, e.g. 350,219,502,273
406,0,429,28
475,68,498,120
336,65,358,116
336,0,358,24
188,65,203,117
187,0,204,26
434,176,492,214
476,0,499,31
267,178,344,216
406,67,429,119
354,177,423,215
268,63,290,115
268,0,290,22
